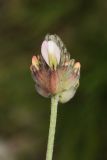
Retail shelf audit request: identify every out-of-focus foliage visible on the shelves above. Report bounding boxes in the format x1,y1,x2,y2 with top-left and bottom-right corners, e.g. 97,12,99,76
0,0,107,159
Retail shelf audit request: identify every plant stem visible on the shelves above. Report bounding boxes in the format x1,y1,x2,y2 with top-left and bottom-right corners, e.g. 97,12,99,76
46,95,59,160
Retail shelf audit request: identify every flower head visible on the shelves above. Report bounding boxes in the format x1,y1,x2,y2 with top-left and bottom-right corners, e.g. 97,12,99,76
30,34,81,103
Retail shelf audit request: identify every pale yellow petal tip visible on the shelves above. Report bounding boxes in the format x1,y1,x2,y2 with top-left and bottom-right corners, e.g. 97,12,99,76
74,62,81,70
32,56,39,70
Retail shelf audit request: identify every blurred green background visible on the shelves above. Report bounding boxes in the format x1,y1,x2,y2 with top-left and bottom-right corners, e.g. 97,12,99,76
0,0,107,160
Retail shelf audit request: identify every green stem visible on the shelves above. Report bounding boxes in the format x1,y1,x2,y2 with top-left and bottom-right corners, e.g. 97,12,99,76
46,95,59,160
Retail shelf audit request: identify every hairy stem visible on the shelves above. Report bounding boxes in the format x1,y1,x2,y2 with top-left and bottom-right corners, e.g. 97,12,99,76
46,95,59,160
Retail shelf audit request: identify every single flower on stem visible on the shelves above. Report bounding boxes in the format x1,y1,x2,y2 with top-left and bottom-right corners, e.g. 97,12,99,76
30,34,81,160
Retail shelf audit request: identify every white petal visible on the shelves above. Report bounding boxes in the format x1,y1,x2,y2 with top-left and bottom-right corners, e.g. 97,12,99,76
48,41,60,64
41,40,49,65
